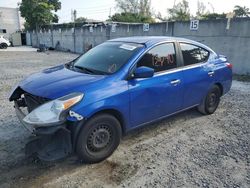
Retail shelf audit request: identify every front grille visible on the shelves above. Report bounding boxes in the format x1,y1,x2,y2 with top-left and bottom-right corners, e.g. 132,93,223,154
24,93,50,112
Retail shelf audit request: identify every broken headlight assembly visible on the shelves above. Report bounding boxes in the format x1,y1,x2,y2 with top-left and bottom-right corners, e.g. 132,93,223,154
23,92,83,126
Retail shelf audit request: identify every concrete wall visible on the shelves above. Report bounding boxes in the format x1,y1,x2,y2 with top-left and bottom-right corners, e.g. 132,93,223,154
11,32,22,46
26,32,31,46
173,19,250,75
29,18,250,75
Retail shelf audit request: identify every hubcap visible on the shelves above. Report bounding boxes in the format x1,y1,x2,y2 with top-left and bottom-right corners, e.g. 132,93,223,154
87,125,112,152
208,93,217,107
206,91,219,113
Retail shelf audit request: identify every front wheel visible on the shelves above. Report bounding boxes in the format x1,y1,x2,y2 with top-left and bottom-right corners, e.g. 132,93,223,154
1,43,8,49
76,113,122,163
197,85,221,115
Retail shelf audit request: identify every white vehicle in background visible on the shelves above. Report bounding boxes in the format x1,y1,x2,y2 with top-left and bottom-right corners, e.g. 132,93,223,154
0,36,11,49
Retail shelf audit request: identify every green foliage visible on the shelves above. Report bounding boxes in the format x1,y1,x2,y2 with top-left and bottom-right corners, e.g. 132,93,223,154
167,0,190,21
75,17,87,23
157,2,250,22
19,0,61,30
200,13,226,20
234,5,250,17
110,12,154,23
115,0,151,15
111,0,154,23
196,1,208,18
155,12,167,22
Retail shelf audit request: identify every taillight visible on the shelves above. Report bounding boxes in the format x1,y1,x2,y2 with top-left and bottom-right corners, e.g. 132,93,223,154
226,63,233,69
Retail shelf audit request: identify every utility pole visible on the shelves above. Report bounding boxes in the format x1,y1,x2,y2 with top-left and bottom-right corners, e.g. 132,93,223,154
73,9,77,53
73,9,77,22
109,7,112,18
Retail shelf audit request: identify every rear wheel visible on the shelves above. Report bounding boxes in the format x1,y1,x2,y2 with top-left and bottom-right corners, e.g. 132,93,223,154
76,113,122,163
198,85,221,115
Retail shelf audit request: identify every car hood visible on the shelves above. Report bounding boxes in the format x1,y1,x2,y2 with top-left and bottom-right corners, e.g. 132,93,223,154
18,65,107,99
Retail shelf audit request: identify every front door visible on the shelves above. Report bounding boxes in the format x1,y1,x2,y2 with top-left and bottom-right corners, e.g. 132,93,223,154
128,43,184,128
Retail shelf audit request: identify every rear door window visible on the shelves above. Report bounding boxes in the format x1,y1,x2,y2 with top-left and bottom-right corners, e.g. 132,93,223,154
180,43,209,66
137,43,177,73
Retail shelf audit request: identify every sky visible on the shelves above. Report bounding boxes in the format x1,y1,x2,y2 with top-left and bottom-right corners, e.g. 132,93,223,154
1,0,250,23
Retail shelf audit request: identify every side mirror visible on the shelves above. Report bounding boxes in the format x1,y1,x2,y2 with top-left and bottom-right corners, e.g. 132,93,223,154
132,66,154,79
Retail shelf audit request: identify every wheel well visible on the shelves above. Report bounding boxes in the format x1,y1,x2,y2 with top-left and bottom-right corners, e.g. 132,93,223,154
215,83,223,96
91,109,126,135
71,109,126,151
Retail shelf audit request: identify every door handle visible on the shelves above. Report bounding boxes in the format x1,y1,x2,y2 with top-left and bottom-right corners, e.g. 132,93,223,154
170,79,181,85
208,71,214,77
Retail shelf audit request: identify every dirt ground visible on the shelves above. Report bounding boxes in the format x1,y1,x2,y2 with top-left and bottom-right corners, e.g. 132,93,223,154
0,50,249,188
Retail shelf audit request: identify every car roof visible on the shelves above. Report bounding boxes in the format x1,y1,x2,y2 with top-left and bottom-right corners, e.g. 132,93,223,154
108,36,214,52
109,36,192,45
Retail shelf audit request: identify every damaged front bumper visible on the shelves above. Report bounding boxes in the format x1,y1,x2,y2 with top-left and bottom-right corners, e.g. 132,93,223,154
25,128,72,161
14,101,73,161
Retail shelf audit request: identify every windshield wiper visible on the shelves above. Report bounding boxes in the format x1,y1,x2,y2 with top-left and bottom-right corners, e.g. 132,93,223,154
74,65,95,74
65,61,74,69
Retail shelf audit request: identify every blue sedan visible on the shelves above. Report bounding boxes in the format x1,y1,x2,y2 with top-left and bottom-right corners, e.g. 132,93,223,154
9,36,232,163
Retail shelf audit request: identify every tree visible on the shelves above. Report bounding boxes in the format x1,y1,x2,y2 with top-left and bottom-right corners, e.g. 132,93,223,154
19,0,61,30
138,0,152,17
167,0,190,21
115,0,139,14
155,12,167,22
110,12,154,23
200,13,226,20
196,1,208,18
75,17,87,23
111,0,154,23
234,5,250,17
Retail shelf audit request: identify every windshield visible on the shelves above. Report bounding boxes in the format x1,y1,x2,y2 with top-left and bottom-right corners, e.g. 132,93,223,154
72,42,143,75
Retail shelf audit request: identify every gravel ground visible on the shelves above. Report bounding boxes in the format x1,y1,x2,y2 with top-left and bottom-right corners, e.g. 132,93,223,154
0,50,249,188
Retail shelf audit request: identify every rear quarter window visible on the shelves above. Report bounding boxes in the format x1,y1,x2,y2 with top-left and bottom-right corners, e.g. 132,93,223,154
180,43,210,66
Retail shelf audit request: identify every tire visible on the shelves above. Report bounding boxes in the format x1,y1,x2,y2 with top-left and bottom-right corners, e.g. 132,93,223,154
76,113,122,163
1,43,8,49
197,85,221,115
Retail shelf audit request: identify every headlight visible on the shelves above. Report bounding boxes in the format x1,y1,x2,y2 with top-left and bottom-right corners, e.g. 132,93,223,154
23,92,83,126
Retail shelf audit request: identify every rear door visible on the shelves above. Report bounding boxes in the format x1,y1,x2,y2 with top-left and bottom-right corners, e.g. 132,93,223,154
179,43,215,108
128,42,184,128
